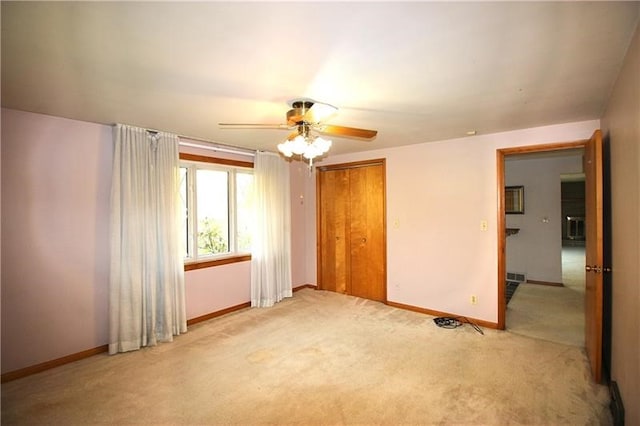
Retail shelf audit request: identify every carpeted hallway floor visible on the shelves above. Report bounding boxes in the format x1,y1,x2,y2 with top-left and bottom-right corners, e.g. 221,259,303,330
2,287,610,425
506,246,586,347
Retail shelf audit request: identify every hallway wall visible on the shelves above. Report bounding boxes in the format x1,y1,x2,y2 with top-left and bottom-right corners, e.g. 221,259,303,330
505,154,583,284
600,20,640,426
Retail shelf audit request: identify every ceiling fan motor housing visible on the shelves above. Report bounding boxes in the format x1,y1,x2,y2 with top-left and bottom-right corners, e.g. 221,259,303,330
287,100,314,125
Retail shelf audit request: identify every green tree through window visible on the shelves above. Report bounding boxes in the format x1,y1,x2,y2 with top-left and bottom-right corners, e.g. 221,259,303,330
198,217,228,254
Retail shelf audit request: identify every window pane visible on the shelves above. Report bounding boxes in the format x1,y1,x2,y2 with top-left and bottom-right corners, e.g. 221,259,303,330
236,172,254,252
197,169,229,255
179,167,189,258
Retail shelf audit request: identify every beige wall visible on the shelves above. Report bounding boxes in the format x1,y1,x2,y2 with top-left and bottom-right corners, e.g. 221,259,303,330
505,154,583,284
0,110,256,373
289,162,314,287
1,108,112,372
304,120,599,323
601,21,640,426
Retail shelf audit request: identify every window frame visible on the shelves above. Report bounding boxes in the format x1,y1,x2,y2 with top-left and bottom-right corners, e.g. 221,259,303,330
179,153,253,271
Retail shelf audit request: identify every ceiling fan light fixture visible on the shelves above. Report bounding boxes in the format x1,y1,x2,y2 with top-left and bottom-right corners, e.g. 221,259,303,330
313,136,332,153
278,133,332,165
277,142,293,157
290,135,308,155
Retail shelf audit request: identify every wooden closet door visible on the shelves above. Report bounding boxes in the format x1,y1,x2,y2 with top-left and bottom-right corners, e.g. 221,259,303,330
318,168,350,294
349,164,386,301
317,161,386,302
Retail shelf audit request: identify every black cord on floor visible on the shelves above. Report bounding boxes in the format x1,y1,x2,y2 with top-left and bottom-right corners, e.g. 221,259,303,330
456,316,484,335
433,316,484,335
433,317,462,329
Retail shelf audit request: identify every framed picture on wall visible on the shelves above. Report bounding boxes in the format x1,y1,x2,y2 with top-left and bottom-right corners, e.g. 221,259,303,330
505,186,524,214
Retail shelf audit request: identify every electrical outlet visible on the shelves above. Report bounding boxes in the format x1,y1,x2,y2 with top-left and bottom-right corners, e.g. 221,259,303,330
480,220,488,231
470,295,478,305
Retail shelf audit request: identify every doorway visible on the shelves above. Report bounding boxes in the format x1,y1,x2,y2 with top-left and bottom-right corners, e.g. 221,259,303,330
497,130,606,382
502,151,586,346
561,176,587,295
496,139,588,330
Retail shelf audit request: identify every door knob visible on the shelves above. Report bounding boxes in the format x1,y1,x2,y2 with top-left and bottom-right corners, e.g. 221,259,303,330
362,238,367,243
585,265,593,272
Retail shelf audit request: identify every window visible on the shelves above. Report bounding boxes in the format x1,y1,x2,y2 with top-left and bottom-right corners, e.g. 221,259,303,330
179,154,254,268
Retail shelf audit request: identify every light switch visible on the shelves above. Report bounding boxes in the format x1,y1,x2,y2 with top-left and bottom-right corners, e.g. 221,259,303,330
480,220,488,231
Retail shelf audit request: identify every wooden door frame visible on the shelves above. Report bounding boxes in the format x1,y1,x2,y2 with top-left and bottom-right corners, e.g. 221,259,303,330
496,139,588,329
316,159,387,301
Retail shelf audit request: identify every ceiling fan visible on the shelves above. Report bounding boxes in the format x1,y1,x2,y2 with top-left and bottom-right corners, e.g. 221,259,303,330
219,98,378,164
219,98,378,140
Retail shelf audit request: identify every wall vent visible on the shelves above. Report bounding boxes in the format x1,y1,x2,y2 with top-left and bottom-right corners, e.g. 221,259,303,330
507,272,526,282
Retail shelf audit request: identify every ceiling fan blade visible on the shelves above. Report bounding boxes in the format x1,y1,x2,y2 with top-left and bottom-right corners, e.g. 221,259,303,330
218,123,290,129
317,124,377,140
302,102,338,124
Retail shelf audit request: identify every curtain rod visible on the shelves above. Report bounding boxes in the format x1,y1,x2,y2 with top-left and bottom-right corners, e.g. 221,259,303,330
118,122,257,157
178,136,256,158
140,126,256,157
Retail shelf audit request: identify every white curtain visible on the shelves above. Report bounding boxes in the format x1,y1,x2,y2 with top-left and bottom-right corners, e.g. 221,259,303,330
109,124,187,354
251,152,292,307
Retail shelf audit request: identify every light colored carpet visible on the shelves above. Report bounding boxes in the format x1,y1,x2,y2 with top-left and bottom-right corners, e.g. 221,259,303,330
506,283,585,347
2,288,610,425
506,246,585,347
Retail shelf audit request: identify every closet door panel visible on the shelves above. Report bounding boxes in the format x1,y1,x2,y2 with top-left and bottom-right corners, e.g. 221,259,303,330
319,169,350,294
349,164,386,301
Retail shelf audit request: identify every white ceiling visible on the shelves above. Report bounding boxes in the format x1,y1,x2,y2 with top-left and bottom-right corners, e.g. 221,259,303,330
2,2,638,155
